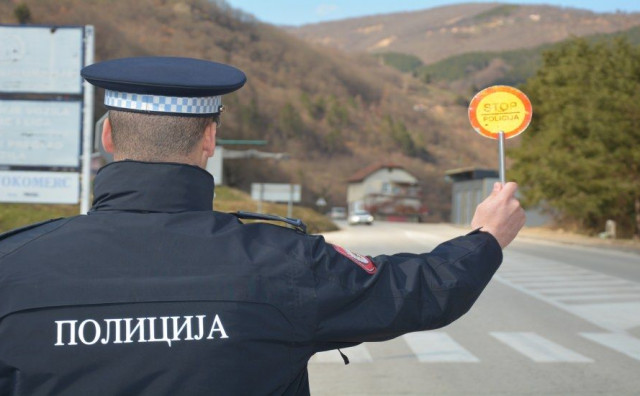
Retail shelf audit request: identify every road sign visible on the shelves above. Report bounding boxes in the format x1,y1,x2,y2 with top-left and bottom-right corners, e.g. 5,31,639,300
0,26,84,94
468,85,533,184
0,171,79,204
468,85,532,140
0,99,82,167
0,24,93,209
251,183,301,203
251,183,301,218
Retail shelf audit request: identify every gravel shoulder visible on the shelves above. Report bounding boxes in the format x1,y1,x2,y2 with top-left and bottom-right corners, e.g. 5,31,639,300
516,226,640,254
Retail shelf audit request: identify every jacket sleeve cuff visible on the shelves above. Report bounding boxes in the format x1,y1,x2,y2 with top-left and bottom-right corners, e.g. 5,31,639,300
467,227,502,252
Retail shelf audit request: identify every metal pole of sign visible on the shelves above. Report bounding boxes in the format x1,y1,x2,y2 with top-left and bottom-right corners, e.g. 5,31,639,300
498,130,506,185
287,185,293,219
80,25,95,214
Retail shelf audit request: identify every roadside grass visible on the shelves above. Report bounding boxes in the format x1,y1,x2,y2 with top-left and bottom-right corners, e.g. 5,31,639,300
213,186,338,234
0,186,338,235
0,203,79,233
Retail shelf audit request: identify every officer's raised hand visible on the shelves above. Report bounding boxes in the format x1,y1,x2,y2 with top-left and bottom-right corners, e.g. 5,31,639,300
471,182,526,249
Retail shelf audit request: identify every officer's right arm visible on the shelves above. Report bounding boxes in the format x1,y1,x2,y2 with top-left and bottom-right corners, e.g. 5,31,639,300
307,230,502,350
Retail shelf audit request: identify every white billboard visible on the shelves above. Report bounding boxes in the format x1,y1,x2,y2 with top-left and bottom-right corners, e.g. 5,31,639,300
0,26,84,94
0,171,79,204
251,183,301,203
0,99,82,167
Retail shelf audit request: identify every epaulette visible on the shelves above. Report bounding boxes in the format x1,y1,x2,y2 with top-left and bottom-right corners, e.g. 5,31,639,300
231,211,307,234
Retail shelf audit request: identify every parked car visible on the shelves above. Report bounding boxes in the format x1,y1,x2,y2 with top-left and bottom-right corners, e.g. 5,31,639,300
328,207,347,220
348,211,374,225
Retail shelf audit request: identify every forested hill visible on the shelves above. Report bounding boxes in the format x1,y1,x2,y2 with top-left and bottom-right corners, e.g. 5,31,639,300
1,0,502,220
290,3,640,65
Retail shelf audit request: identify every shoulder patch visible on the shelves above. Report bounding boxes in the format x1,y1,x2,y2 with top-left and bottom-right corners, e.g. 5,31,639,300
231,211,307,234
332,244,377,274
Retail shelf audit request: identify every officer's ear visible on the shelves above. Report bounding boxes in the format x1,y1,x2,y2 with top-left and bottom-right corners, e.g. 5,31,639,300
202,121,216,158
102,116,114,154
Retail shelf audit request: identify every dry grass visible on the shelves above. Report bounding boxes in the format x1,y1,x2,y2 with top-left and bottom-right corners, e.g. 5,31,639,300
0,186,337,234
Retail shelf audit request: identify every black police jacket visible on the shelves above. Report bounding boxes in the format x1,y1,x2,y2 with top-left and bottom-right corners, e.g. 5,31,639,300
0,160,502,395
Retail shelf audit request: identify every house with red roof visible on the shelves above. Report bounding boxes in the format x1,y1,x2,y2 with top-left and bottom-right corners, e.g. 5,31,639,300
347,163,427,222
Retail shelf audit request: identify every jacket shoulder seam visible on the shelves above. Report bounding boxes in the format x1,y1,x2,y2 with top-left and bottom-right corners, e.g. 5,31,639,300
0,217,78,258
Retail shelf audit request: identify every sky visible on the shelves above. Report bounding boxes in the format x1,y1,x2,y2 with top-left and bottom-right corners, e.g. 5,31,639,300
224,0,640,26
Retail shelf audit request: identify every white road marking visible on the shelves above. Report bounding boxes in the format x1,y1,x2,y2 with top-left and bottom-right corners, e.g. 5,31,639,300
555,293,640,302
402,332,479,362
495,251,640,333
535,286,640,295
491,332,593,362
310,344,373,363
499,270,595,277
570,302,640,332
507,275,615,282
511,280,632,288
308,331,640,365
581,333,640,361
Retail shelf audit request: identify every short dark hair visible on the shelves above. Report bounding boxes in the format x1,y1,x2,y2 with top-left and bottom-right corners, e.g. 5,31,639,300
108,111,213,161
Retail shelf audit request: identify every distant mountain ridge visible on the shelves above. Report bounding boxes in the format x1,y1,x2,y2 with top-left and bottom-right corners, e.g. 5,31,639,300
415,24,640,92
290,3,640,65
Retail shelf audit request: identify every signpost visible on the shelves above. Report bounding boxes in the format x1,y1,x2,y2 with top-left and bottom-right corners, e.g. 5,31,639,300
468,85,532,184
0,25,93,210
251,183,301,218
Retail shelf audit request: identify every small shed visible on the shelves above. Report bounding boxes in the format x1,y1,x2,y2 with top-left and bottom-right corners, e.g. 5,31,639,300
446,167,499,225
446,167,552,227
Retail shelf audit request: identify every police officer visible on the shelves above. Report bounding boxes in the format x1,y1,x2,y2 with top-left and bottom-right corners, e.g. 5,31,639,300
0,57,525,395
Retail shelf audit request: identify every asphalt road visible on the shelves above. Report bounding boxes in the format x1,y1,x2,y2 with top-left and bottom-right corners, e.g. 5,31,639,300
308,222,640,395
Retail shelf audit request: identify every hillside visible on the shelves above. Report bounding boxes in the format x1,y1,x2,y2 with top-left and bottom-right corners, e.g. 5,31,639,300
290,3,640,98
291,3,640,103
1,0,503,220
290,3,640,65
401,25,640,93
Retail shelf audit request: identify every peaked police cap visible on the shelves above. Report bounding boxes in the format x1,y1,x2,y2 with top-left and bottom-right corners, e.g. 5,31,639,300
81,57,246,116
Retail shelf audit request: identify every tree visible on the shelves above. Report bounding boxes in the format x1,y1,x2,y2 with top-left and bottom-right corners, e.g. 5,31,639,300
326,96,349,128
277,102,304,139
381,115,431,160
511,38,640,237
14,3,31,24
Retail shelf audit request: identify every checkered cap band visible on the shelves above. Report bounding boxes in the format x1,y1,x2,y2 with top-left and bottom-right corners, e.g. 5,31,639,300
104,90,222,114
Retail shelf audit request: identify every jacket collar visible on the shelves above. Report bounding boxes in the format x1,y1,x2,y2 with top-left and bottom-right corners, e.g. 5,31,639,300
90,160,214,213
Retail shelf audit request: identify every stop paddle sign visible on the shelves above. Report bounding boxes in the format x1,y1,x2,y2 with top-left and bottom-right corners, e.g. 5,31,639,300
468,85,533,184
468,85,532,139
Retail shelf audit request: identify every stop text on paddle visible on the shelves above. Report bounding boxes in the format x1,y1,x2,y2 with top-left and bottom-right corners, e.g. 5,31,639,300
468,85,532,140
